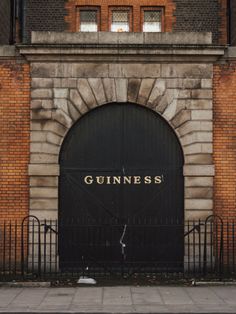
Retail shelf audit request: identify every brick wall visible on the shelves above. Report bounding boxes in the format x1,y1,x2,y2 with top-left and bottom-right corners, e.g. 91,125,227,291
65,0,175,32
24,0,66,43
174,0,227,45
21,0,228,44
230,0,236,45
0,0,10,44
213,63,236,219
0,56,30,221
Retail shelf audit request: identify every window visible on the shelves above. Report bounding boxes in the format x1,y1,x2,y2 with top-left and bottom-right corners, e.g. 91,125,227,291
142,8,163,32
110,8,132,32
77,8,99,32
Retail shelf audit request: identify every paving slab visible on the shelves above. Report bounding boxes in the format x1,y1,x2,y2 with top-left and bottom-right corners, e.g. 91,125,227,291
0,286,236,313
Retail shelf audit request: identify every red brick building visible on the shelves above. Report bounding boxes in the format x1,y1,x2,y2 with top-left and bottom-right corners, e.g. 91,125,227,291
0,0,235,277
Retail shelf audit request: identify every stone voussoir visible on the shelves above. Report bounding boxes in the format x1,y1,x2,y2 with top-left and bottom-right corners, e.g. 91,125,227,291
115,78,128,103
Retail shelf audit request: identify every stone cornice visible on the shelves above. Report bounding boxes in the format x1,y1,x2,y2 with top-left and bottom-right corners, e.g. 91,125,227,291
17,31,225,63
18,44,225,63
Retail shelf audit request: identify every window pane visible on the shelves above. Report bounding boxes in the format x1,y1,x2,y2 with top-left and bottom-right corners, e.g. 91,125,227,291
143,10,161,32
111,11,129,32
80,10,98,32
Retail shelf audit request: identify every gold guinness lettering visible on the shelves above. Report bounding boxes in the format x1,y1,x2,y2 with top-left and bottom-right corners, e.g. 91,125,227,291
154,176,162,184
134,176,141,185
84,175,93,184
96,176,105,184
84,175,164,185
123,176,132,184
113,176,121,184
144,176,152,184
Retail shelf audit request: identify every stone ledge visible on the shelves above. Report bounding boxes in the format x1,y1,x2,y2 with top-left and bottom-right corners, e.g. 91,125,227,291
221,47,236,60
31,31,213,45
0,45,18,57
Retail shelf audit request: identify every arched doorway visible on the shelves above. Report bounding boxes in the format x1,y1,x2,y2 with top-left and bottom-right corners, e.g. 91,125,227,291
59,103,184,273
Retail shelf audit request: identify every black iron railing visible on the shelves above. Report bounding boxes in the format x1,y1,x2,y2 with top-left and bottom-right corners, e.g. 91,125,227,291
0,215,235,281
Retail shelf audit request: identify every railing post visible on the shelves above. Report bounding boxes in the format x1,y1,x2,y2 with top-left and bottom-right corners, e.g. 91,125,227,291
21,215,41,279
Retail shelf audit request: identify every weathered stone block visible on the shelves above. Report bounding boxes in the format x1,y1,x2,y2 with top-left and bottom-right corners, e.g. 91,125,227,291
185,176,213,187
29,209,58,220
72,63,109,78
31,110,52,120
31,63,57,78
30,153,58,164
184,165,215,176
182,79,201,89
177,121,212,136
128,79,141,103
147,79,166,108
137,79,155,105
32,78,53,89
161,64,212,79
77,79,97,108
191,110,213,120
115,79,128,102
53,78,62,88
163,98,180,121
191,89,212,99
52,109,73,128
31,100,42,109
187,99,213,110
201,79,212,89
118,32,144,44
88,78,106,105
185,154,213,165
54,99,68,114
46,132,62,145
155,89,178,114
31,89,53,99
30,187,58,198
30,176,58,187
31,121,42,131
31,142,60,155
103,78,116,103
181,132,212,146
61,78,77,88
109,64,161,78
41,100,54,109
185,199,213,210
28,164,59,176
185,210,213,220
42,121,67,137
30,199,58,210
166,79,183,89
183,143,212,155
185,187,213,199
171,109,191,128
69,89,88,114
178,90,191,98
31,131,47,142
183,143,202,155
67,101,81,122
53,88,68,98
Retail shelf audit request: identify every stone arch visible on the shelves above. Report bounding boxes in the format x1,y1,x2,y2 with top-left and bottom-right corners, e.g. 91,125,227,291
29,77,214,220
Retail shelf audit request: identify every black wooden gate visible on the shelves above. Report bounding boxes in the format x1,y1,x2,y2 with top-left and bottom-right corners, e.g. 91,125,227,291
59,103,184,274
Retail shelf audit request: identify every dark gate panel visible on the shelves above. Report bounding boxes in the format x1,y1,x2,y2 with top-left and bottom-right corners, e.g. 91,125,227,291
59,103,184,272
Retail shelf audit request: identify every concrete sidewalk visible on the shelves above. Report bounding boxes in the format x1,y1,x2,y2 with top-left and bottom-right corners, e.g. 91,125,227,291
0,286,236,313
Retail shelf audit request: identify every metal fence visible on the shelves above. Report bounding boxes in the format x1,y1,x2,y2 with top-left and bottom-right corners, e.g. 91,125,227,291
0,215,235,282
